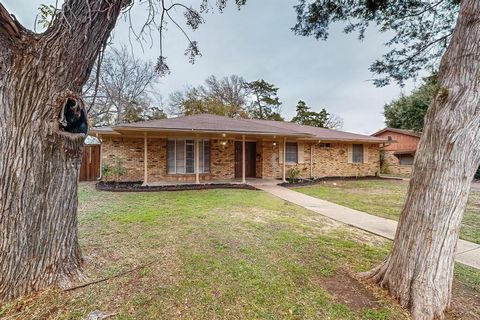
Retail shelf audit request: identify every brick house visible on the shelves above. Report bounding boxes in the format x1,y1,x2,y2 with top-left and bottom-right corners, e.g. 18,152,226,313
371,128,421,177
90,114,388,184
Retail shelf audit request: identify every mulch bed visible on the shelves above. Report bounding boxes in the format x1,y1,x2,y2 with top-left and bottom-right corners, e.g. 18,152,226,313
96,181,257,192
279,175,403,187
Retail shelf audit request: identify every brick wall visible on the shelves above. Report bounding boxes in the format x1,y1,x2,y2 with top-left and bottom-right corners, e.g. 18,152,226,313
382,150,412,177
260,141,380,179
101,136,235,182
210,139,235,180
101,136,145,181
101,136,380,182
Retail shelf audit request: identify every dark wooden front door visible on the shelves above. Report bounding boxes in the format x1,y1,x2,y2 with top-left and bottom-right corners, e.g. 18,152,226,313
235,141,256,178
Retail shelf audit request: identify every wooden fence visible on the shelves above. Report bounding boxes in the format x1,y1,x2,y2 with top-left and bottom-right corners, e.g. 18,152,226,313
79,144,100,181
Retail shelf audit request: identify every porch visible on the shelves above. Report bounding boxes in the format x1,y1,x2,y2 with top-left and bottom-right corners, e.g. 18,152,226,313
138,134,294,185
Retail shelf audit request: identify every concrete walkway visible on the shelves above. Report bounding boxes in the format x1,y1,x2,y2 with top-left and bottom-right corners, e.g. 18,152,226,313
252,181,480,270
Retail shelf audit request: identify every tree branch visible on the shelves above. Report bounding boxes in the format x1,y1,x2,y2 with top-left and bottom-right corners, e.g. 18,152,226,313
37,0,131,91
0,3,25,50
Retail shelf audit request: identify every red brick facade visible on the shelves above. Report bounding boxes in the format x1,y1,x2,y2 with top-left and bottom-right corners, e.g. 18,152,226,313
100,136,380,183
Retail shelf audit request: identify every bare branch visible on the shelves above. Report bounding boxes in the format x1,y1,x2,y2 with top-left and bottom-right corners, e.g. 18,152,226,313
0,3,24,50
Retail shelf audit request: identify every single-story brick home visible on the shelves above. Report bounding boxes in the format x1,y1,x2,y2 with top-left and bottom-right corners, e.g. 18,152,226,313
90,114,388,184
371,127,421,177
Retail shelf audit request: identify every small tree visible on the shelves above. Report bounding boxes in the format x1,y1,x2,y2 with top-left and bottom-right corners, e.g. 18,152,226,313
384,74,438,132
244,79,283,120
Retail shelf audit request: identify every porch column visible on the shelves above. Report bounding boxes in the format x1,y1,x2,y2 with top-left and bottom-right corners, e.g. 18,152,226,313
195,135,200,184
144,132,148,185
282,137,286,182
242,135,246,183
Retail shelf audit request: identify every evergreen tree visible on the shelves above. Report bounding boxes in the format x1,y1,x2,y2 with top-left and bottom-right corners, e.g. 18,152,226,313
383,74,438,132
245,79,283,120
291,100,329,127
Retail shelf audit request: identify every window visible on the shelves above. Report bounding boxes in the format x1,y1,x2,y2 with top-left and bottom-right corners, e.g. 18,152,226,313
285,142,298,163
387,136,392,142
352,144,364,163
167,139,210,174
398,154,414,165
320,143,332,149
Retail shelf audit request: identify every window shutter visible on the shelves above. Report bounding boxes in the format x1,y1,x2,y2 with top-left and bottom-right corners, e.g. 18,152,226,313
347,144,353,163
279,143,284,164
298,142,304,164
363,144,368,163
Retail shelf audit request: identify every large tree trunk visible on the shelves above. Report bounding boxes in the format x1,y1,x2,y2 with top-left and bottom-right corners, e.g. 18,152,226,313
361,2,480,320
0,1,126,301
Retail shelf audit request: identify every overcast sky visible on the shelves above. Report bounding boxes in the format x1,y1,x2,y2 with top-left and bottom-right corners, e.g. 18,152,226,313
4,0,418,135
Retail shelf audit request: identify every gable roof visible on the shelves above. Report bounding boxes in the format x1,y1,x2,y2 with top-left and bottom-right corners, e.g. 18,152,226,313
371,127,422,138
90,114,387,143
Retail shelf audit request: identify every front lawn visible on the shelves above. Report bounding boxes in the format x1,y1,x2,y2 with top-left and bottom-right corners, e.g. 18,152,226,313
292,179,480,244
0,183,478,319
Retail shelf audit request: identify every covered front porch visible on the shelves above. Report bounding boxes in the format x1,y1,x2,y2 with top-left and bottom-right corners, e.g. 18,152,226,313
136,132,302,186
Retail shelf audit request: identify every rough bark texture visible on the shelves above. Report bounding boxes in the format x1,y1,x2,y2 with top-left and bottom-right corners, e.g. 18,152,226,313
360,1,480,320
0,0,127,301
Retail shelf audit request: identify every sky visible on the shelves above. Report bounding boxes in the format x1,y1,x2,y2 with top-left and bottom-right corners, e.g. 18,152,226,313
4,0,418,135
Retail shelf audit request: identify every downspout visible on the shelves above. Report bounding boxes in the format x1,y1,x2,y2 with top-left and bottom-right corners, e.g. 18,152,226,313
96,133,102,180
310,142,314,178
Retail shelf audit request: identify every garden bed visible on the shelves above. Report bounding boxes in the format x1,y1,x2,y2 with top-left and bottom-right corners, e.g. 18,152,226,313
279,175,402,187
96,181,257,192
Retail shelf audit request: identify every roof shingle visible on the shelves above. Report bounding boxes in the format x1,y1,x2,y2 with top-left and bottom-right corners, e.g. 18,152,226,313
91,114,387,143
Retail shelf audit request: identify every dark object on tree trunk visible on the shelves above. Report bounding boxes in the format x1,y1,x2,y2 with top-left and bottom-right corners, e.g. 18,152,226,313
60,97,88,134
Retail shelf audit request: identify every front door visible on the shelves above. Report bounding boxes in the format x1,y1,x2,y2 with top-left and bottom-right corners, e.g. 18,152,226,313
235,141,256,178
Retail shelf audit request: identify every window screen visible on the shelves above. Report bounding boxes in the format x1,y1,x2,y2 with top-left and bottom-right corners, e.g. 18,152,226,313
352,144,364,164
286,142,298,163
167,139,210,174
399,154,414,165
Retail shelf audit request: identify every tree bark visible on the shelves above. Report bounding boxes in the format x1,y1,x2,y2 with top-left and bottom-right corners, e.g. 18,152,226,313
360,1,480,320
0,0,127,301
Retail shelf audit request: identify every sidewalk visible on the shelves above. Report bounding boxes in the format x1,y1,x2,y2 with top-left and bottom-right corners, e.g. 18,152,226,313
253,182,480,270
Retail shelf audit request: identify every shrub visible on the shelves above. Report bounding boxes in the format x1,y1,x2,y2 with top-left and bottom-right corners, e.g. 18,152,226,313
102,157,126,181
288,166,300,184
101,164,112,180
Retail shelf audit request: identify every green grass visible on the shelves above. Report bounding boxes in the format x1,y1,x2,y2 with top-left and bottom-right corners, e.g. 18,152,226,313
0,183,409,320
1,182,478,319
293,179,480,244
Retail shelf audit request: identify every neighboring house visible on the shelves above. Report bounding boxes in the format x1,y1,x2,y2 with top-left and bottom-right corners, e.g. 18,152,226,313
371,128,421,177
90,114,388,184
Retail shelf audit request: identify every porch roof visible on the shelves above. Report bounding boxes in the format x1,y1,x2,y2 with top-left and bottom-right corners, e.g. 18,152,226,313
90,114,388,143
